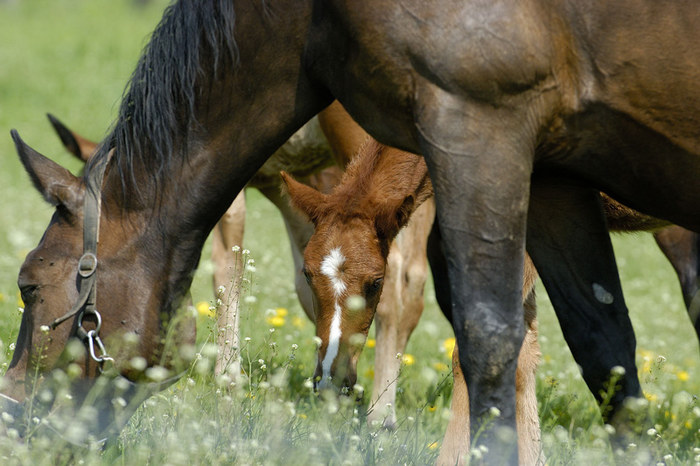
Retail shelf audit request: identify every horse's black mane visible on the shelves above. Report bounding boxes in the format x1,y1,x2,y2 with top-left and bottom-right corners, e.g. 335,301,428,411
85,0,238,201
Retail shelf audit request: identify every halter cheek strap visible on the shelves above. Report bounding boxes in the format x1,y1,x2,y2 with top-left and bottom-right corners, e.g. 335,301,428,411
49,153,112,366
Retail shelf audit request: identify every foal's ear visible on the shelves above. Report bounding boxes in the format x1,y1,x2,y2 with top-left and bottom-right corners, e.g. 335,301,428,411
374,194,416,241
11,130,82,211
374,175,432,241
47,113,97,163
280,171,327,224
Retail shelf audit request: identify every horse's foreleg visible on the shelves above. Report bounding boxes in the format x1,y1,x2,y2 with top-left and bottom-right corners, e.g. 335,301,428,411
417,89,534,465
213,191,246,376
438,259,542,466
368,199,435,429
526,177,640,439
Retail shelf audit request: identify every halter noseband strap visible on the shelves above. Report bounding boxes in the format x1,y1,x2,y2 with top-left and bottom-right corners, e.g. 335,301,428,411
49,153,112,366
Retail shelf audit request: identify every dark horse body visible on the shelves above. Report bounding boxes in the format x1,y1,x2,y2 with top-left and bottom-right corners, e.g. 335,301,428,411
5,1,700,463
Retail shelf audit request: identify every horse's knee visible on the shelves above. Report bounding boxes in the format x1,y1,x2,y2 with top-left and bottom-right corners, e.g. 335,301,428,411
404,263,428,295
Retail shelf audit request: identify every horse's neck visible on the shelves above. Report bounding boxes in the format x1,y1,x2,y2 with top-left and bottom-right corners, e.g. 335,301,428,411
101,0,328,293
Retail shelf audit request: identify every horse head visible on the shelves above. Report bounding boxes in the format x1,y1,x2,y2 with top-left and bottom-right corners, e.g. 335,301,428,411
1,130,195,440
281,139,432,392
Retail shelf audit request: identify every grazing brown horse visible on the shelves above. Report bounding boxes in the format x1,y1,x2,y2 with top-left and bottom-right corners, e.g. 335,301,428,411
6,1,700,462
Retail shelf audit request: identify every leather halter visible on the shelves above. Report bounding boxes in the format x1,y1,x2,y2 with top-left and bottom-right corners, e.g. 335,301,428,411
46,151,186,388
49,152,113,368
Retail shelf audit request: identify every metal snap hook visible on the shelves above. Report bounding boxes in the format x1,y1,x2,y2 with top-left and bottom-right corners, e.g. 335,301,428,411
78,308,102,334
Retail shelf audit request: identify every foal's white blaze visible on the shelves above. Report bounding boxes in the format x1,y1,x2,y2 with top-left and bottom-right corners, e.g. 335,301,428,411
320,247,347,297
319,247,346,385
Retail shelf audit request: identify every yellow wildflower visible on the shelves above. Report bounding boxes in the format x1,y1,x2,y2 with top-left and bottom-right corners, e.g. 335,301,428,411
428,405,437,412
364,367,374,378
292,316,306,328
428,441,439,450
402,354,415,366
266,315,285,327
676,370,689,382
644,391,658,403
366,338,376,349
196,301,215,317
17,291,23,308
443,337,456,359
433,362,449,372
276,307,288,317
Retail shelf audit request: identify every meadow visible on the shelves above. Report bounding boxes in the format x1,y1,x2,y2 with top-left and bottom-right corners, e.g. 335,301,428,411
0,1,697,464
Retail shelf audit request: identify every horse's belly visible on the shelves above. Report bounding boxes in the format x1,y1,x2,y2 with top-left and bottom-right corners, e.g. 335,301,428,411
538,103,700,230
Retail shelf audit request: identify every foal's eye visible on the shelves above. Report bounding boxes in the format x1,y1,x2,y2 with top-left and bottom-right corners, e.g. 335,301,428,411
364,278,383,298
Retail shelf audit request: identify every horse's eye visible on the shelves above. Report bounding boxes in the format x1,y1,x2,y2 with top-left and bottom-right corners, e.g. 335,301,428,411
19,285,38,305
364,277,383,298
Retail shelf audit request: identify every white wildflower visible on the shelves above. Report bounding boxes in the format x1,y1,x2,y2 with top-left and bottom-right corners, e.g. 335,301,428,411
611,366,626,376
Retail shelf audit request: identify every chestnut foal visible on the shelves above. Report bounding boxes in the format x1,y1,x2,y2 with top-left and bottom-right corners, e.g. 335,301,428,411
282,139,544,464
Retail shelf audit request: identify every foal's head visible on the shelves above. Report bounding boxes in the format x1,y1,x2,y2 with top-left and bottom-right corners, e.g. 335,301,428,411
282,139,431,391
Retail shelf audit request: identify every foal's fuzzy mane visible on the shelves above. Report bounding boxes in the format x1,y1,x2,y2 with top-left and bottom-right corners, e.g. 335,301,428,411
85,0,238,201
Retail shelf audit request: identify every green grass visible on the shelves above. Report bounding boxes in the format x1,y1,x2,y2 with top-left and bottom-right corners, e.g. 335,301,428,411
0,1,698,464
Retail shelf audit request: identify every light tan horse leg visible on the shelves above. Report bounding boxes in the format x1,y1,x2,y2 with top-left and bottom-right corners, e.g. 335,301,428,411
213,191,246,377
438,256,542,465
368,199,436,428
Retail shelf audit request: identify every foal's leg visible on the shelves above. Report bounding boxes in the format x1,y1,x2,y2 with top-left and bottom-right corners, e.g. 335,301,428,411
526,178,640,437
653,226,700,343
212,191,246,376
368,198,435,428
416,89,534,463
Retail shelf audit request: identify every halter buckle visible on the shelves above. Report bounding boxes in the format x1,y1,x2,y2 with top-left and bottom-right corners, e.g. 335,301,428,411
78,253,98,278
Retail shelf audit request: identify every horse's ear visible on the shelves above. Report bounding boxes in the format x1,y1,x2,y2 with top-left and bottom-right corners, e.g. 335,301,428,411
11,130,82,211
47,113,96,163
280,171,327,224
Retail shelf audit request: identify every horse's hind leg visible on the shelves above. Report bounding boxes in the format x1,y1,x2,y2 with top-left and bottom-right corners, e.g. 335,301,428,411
367,198,435,428
653,226,700,344
416,88,535,463
526,177,640,440
212,191,246,376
